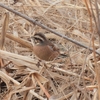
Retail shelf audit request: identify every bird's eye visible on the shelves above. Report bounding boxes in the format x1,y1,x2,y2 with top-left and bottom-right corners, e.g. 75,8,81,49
34,38,43,44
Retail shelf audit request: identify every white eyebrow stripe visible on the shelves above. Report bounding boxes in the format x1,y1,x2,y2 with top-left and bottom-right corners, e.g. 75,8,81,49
33,35,45,42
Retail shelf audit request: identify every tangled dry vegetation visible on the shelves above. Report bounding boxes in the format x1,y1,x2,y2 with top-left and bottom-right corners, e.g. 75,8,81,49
0,0,100,100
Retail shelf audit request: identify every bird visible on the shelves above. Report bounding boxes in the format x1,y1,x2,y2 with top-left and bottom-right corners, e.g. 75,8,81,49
31,33,60,61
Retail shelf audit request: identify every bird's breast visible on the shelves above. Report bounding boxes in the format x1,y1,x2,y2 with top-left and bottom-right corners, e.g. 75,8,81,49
33,45,59,61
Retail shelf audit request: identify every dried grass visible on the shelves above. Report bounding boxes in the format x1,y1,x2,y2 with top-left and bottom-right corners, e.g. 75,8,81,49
0,0,100,100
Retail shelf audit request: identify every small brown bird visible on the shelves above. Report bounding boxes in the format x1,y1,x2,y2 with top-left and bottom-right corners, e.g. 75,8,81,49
31,33,60,61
